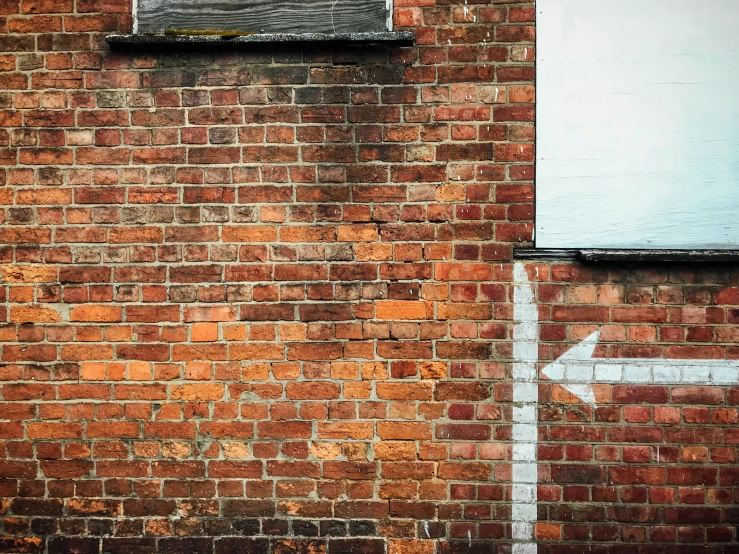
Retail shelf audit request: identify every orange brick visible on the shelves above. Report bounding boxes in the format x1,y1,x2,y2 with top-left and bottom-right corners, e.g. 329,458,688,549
70,305,122,322
9,286,33,302
419,361,446,379
128,362,151,380
374,442,416,461
337,224,377,242
376,382,432,401
80,362,106,380
191,322,218,342
330,362,358,380
344,382,372,399
242,363,270,380
1,265,57,283
361,362,389,380
435,263,492,281
388,540,435,554
109,227,162,244
10,304,61,323
681,446,709,463
184,306,236,322
185,361,211,380
536,523,562,540
355,243,393,261
279,323,306,341
106,326,132,342
285,382,340,400
377,422,431,441
107,363,126,381
221,226,277,242
171,383,225,401
271,362,300,380
375,301,428,320
27,422,82,439
223,324,247,341
317,422,374,440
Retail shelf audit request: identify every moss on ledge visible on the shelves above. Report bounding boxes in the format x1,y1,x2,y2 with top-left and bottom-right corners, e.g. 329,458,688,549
163,29,255,39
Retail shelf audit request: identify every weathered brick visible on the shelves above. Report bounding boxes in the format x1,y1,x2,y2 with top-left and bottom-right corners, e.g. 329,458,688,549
0,5,733,550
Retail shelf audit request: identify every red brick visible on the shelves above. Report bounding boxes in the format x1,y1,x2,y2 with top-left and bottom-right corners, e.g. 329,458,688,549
257,422,312,439
0,7,734,545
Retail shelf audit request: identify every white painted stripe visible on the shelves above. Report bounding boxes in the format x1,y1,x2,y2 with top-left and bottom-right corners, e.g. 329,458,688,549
132,0,139,34
512,544,537,554
511,263,538,548
552,360,739,385
542,330,739,406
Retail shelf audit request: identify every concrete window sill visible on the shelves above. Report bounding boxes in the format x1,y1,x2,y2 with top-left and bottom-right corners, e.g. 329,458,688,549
106,32,415,47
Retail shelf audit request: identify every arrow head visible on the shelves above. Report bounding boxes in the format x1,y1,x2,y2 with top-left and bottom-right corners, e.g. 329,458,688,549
541,331,599,407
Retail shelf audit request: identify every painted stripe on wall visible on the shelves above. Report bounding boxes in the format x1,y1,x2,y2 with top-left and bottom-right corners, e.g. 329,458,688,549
511,263,538,553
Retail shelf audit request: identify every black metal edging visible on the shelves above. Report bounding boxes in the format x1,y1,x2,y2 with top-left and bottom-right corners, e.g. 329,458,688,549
106,32,415,47
578,249,739,263
514,248,577,260
514,248,739,263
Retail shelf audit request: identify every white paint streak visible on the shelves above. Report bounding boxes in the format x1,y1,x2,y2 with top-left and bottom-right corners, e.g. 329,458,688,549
132,0,139,34
542,330,739,406
511,263,538,553
330,0,340,33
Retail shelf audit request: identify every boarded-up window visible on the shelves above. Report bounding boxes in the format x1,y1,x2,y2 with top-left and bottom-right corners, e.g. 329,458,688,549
536,0,739,250
136,0,392,35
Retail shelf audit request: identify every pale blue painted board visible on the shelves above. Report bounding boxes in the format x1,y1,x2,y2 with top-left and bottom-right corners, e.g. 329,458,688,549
536,0,739,249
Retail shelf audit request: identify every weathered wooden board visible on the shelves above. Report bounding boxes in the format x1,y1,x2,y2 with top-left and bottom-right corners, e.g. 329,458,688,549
536,0,739,250
136,0,390,34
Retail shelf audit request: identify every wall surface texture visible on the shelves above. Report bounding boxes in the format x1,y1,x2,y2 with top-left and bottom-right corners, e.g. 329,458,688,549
0,1,738,553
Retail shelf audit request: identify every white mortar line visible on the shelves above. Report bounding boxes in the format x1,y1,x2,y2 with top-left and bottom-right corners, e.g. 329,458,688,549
511,263,538,553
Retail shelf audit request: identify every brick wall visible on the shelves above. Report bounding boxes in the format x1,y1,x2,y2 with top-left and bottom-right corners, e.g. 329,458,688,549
1,0,738,552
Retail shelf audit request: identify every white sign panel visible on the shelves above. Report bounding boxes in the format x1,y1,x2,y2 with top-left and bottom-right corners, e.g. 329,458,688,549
536,0,739,250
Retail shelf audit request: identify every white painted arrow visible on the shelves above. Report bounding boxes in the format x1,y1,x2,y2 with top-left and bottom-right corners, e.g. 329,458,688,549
542,331,739,407
511,262,739,552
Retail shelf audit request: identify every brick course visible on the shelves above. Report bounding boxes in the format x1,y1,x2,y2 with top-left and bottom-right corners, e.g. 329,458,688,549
0,0,738,552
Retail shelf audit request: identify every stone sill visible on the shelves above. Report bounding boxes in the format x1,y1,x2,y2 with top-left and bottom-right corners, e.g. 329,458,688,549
107,32,415,47
514,248,739,263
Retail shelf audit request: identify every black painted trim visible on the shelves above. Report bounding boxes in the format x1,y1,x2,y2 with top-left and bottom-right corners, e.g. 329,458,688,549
515,248,739,263
578,249,739,263
514,248,578,260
